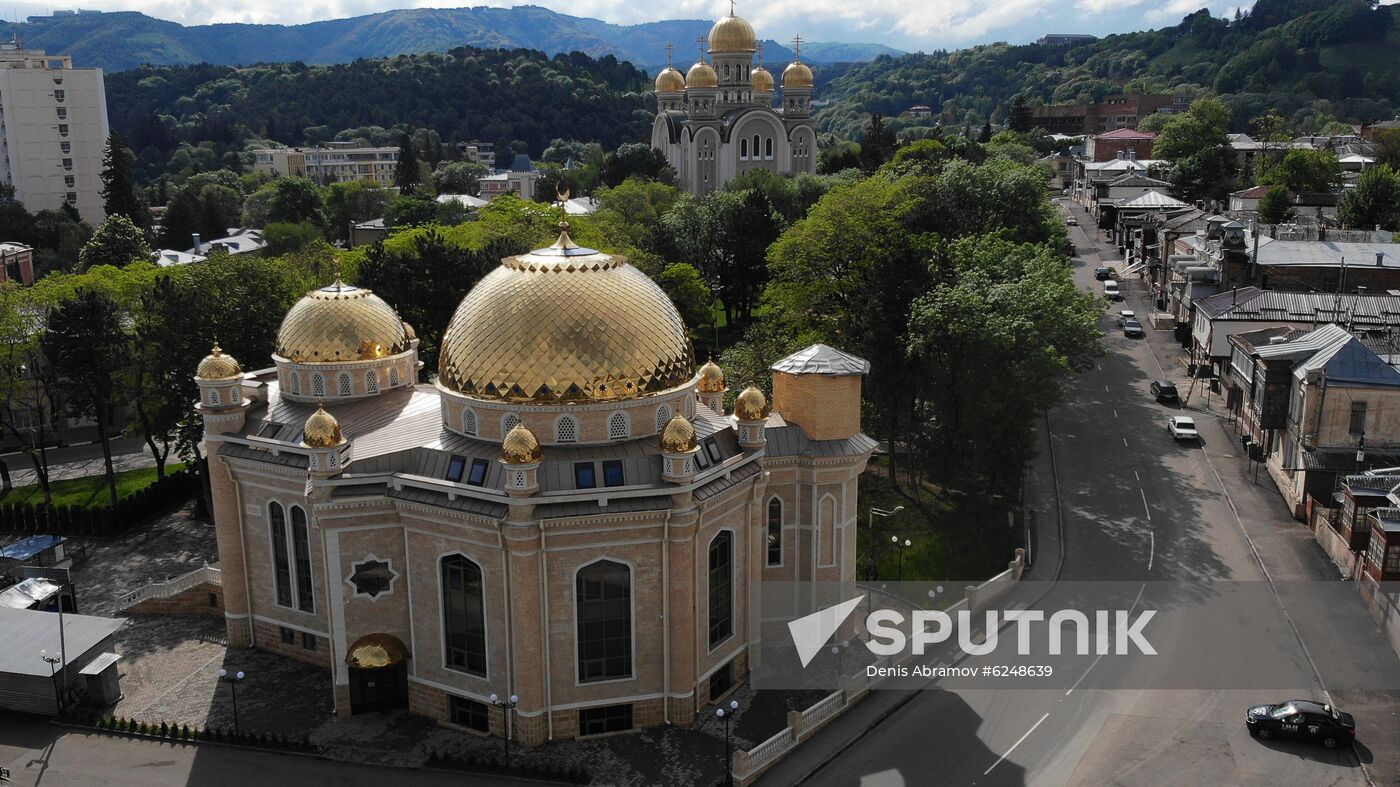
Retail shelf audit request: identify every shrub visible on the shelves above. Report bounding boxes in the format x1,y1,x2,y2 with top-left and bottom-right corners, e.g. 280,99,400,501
159,722,169,737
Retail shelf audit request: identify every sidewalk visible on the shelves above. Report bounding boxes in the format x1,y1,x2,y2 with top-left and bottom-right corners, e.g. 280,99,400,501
0,436,155,487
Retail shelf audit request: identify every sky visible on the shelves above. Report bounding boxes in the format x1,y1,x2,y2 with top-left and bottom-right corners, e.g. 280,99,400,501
0,1,1330,51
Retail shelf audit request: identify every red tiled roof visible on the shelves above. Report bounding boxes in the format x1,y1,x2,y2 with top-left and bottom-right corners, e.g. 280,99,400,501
1232,186,1271,199
1095,128,1157,139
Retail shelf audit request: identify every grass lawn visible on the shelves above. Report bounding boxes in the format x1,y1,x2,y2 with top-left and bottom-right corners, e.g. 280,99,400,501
2,463,187,508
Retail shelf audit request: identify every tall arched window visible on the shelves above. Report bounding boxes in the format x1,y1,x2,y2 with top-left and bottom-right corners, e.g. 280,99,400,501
709,531,733,648
441,554,487,676
556,415,578,443
740,138,748,159
752,134,760,160
608,412,629,440
365,370,378,394
819,496,836,566
577,560,632,682
338,374,352,397
312,374,325,398
462,408,477,436
290,506,314,613
269,503,291,607
767,498,782,566
655,404,672,433
389,367,400,387
765,137,774,159
290,373,301,396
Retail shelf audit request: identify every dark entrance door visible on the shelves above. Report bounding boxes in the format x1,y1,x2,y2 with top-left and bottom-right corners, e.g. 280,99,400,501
348,662,408,714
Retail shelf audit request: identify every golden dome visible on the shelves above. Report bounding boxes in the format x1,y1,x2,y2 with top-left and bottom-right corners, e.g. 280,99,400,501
659,414,698,453
276,279,410,364
402,321,417,341
302,404,344,448
751,65,774,93
734,386,770,421
501,423,542,464
196,343,242,380
783,61,814,89
698,359,726,392
438,225,695,403
655,65,686,93
709,14,757,53
686,61,718,89
346,633,409,668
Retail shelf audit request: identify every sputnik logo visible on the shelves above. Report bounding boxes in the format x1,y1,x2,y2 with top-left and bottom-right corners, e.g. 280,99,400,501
788,595,865,668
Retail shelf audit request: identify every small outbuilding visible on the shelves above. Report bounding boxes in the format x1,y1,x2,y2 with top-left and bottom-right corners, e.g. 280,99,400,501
0,607,125,715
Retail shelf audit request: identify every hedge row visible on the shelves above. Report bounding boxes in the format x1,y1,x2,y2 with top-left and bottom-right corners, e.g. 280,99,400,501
92,715,313,751
0,469,198,535
427,748,589,784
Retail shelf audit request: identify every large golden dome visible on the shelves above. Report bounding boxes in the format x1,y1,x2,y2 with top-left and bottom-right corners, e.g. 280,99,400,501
783,61,814,89
686,61,718,89
196,343,242,380
276,279,410,364
709,14,757,53
751,65,775,93
438,225,695,403
655,65,686,93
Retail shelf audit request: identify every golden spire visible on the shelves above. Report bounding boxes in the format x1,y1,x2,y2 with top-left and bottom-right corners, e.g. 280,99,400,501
549,219,579,251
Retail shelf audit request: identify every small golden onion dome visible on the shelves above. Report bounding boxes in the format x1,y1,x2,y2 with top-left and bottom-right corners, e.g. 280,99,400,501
196,343,242,381
655,65,686,93
697,359,726,392
709,14,757,53
346,633,409,669
659,414,698,453
302,404,344,448
402,321,417,341
500,423,542,464
276,278,410,364
751,65,775,93
783,61,814,89
686,61,719,89
734,386,770,421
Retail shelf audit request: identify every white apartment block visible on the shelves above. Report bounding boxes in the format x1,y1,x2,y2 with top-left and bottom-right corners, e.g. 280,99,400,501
0,41,109,223
251,143,398,188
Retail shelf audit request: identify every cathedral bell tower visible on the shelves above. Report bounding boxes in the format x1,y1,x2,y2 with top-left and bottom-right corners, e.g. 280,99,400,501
708,5,757,109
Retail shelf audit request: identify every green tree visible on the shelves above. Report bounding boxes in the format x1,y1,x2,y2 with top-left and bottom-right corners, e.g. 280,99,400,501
656,263,714,331
662,188,781,326
1263,149,1341,193
1257,185,1296,224
267,177,326,228
385,195,439,228
600,143,677,188
1339,165,1400,231
0,184,38,248
395,133,421,195
262,222,324,256
591,177,682,254
99,131,147,228
431,161,489,195
1373,128,1400,170
324,181,391,242
1168,145,1239,205
1007,96,1033,134
978,121,993,143
1153,98,1233,162
79,215,152,269
858,113,897,172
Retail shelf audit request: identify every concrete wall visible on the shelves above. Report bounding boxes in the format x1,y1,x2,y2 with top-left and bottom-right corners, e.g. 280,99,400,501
124,582,224,616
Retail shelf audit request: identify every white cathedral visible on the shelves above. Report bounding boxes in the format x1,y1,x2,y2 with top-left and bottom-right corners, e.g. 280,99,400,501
651,12,818,196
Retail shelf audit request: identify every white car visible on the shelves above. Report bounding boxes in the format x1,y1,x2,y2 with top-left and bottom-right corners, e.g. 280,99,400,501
1066,217,1079,226
1103,280,1121,300
1168,416,1199,441
1116,309,1137,326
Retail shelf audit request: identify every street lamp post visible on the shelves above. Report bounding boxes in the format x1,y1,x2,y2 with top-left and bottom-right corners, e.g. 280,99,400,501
217,669,246,737
715,699,739,786
891,536,913,581
867,506,903,580
830,639,850,683
488,693,519,768
39,650,61,714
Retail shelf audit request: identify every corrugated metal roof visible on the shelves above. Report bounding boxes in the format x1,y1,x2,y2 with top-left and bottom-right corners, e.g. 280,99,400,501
1196,288,1400,323
694,461,763,501
1257,240,1399,268
386,486,507,519
535,495,672,519
1302,336,1400,387
770,344,870,375
1121,191,1189,210
0,578,60,609
0,534,66,561
0,608,125,676
765,423,878,459
1107,173,1169,187
1254,323,1350,361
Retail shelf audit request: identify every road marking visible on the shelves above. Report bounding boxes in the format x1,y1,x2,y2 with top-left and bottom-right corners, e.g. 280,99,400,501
1148,531,1155,571
1140,489,1151,522
1104,385,1109,393
1113,409,1118,419
1122,437,1128,447
984,712,1051,776
1066,584,1145,696
1133,470,1140,481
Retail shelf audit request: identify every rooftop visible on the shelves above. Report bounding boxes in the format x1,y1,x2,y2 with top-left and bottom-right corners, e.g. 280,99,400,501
1195,288,1400,324
1095,128,1157,140
770,344,870,376
0,607,124,677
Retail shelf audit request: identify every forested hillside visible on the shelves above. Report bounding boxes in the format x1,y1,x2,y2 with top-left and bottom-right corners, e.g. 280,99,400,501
816,0,1400,138
104,48,653,181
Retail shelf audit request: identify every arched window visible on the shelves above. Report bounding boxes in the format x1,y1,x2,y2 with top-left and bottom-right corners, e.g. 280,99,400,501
709,531,734,648
290,505,314,613
577,560,632,682
312,374,325,398
389,367,400,387
365,370,378,394
462,408,477,436
231,388,240,403
503,413,520,434
819,496,836,566
269,503,291,607
765,137,773,159
556,415,578,443
441,554,487,677
655,404,672,433
752,135,760,159
209,389,220,406
608,412,629,440
740,138,748,159
767,498,782,566
290,373,301,396
338,374,352,397
723,63,730,79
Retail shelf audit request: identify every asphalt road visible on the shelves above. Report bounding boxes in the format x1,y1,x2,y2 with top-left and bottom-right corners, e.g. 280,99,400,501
795,199,1400,787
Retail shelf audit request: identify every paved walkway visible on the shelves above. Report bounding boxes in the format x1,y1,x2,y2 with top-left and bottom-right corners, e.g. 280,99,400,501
0,436,157,488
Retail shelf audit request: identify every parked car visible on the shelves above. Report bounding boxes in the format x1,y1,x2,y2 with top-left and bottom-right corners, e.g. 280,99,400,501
1150,380,1179,403
1167,416,1198,441
1095,267,1113,280
1066,216,1079,226
1116,309,1136,326
1122,319,1145,338
1103,280,1121,300
1246,700,1355,749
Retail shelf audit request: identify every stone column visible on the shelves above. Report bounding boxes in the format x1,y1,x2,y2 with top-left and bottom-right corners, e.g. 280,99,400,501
503,511,548,745
666,503,699,722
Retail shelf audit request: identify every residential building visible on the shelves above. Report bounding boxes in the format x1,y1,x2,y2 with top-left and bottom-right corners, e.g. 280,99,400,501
1073,157,1166,206
1030,94,1185,137
1225,133,1315,176
1084,128,1156,162
189,228,265,256
252,145,399,187
0,41,109,223
1229,186,1270,213
478,154,540,201
1363,509,1400,582
0,242,35,285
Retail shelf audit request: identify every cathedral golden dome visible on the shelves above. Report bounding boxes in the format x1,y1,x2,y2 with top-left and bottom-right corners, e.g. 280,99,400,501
697,359,726,392
500,423,542,464
655,65,686,93
783,61,814,89
276,279,410,364
302,404,344,448
709,14,757,53
750,65,774,93
196,343,242,381
734,386,770,421
438,224,694,403
659,414,698,453
686,61,718,89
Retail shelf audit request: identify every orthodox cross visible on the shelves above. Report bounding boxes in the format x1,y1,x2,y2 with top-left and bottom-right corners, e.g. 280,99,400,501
665,42,674,66
696,35,708,61
791,34,803,61
755,40,764,63
729,0,736,16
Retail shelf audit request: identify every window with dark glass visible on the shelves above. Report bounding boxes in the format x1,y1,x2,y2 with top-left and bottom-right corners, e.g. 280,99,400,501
1350,401,1368,435
291,506,314,613
578,704,633,736
577,560,631,682
350,559,394,598
467,458,489,486
767,498,782,566
450,696,490,732
574,462,597,489
279,626,295,644
301,631,317,650
708,531,733,648
693,448,710,470
602,460,625,488
705,439,723,464
442,554,487,676
269,503,292,607
709,660,734,701
446,455,467,482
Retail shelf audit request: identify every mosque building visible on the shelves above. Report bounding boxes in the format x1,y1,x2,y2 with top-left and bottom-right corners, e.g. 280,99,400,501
651,10,818,196
195,223,873,744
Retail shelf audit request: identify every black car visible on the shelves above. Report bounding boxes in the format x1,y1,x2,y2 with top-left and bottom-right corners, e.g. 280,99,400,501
1094,267,1112,280
1122,319,1145,338
1246,700,1355,748
1150,380,1178,403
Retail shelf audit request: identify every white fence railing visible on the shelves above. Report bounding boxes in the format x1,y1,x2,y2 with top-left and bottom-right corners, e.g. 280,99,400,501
119,563,221,608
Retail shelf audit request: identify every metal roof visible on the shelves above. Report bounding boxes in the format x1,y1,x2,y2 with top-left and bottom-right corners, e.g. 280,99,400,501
1107,173,1169,188
0,608,125,676
1256,240,1400,268
1253,324,1350,362
1196,288,1400,324
1120,191,1189,210
0,534,65,562
0,578,60,609
1296,335,1400,387
770,344,870,376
